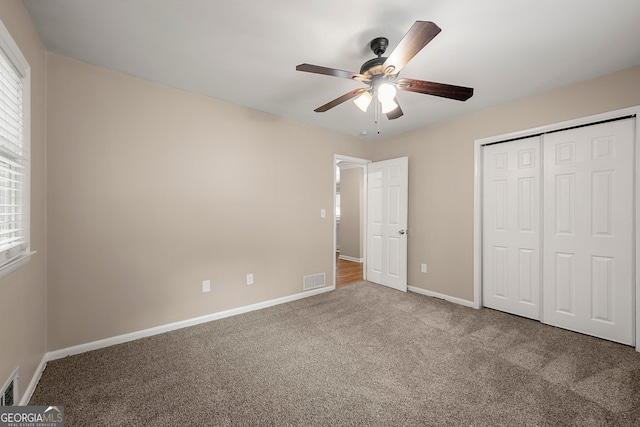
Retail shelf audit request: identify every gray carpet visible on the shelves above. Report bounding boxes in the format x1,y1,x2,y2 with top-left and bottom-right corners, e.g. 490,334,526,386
31,281,640,426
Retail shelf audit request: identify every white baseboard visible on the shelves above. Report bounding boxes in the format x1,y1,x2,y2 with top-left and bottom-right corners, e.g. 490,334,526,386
48,285,333,361
337,255,363,263
408,285,475,308
19,354,47,406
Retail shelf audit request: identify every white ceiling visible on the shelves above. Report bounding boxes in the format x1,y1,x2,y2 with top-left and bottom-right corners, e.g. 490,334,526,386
22,0,640,140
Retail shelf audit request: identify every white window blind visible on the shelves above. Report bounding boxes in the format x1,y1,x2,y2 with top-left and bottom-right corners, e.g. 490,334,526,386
0,42,28,268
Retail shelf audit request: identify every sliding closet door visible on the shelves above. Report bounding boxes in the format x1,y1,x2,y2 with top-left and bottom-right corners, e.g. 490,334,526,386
483,136,541,320
543,118,634,345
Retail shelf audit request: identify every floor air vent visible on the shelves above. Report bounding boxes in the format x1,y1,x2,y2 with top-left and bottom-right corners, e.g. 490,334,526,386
1,368,18,406
303,273,325,290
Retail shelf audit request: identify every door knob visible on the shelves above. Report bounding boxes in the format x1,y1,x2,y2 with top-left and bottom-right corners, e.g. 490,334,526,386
399,229,406,235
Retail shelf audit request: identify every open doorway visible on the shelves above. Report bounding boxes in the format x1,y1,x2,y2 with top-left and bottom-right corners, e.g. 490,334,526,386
334,155,369,288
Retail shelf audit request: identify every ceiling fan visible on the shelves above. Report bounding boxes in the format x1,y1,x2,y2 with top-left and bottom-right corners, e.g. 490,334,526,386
296,21,474,120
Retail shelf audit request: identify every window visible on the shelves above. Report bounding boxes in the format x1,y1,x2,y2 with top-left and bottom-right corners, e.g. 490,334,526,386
0,20,31,275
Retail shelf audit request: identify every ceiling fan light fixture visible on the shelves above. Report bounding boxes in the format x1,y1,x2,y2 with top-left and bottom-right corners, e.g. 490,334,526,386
380,98,398,114
377,82,397,103
354,90,373,112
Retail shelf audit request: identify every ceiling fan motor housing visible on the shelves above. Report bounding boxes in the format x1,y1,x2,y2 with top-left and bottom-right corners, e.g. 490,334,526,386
359,56,387,76
370,37,388,56
360,37,393,77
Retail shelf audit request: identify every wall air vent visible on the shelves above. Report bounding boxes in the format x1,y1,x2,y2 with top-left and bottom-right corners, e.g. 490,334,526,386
1,368,18,406
303,273,326,291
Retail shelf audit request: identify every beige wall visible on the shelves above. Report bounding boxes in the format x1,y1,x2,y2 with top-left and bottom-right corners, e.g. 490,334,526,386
373,65,640,301
0,1,47,403
46,54,371,350
337,167,363,259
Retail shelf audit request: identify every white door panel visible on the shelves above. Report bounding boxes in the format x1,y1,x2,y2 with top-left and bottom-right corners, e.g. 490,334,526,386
543,119,634,345
483,136,541,320
366,157,408,291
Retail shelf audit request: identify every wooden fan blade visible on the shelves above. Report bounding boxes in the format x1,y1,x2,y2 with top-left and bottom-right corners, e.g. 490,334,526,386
296,63,367,81
396,78,474,101
382,21,441,75
386,100,403,120
314,88,367,112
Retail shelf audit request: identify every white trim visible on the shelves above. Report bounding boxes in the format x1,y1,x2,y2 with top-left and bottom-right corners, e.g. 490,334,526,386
47,285,333,361
19,355,46,406
0,17,29,75
333,155,370,287
473,139,482,309
635,112,640,353
473,106,640,351
0,251,35,280
408,285,476,308
335,155,371,165
337,163,362,171
337,255,363,263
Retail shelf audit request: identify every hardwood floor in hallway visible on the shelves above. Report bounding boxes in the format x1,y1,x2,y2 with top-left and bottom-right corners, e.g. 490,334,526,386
336,253,363,288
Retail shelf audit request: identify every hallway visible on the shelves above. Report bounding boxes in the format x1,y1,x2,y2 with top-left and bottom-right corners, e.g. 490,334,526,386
336,253,363,288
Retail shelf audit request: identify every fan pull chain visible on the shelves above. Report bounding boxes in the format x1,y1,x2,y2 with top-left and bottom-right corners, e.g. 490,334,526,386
375,98,381,134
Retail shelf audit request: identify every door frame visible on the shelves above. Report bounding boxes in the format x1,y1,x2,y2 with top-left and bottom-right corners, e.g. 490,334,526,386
333,154,370,287
473,105,640,352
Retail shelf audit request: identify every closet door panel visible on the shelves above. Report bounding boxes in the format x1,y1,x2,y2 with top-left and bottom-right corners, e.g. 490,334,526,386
483,136,541,320
543,119,634,345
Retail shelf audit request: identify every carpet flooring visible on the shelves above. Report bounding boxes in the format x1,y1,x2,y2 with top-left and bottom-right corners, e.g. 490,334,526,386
30,282,640,426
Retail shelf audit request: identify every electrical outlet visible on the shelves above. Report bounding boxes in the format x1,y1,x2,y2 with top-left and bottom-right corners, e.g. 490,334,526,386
246,273,254,285
421,263,427,273
202,280,211,293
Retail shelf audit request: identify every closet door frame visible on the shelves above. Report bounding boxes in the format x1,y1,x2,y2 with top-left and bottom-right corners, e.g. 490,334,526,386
473,105,640,352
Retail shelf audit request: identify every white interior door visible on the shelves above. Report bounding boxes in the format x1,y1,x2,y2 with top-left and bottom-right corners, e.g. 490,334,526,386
366,157,408,292
543,119,635,345
483,136,541,320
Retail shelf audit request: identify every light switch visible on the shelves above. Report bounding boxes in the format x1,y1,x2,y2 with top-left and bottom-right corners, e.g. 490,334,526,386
320,209,326,218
